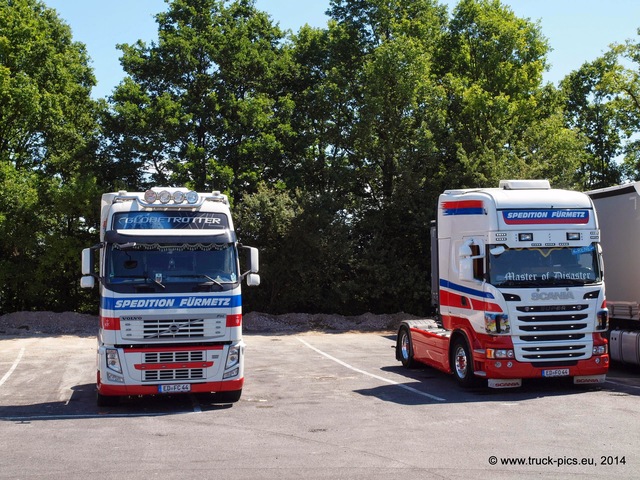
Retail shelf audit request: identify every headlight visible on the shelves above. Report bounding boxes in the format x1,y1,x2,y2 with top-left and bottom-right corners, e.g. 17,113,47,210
226,345,240,369
106,348,122,374
487,349,515,359
593,345,607,355
596,310,609,331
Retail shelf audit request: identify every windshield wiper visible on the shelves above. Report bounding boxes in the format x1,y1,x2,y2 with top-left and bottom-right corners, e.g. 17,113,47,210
112,274,165,289
170,274,227,288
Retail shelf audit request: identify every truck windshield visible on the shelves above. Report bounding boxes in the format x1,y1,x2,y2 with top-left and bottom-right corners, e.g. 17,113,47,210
106,243,238,288
488,244,601,288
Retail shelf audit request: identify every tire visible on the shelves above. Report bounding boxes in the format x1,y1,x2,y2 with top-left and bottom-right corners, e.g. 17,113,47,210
450,337,477,387
397,326,417,369
97,391,120,407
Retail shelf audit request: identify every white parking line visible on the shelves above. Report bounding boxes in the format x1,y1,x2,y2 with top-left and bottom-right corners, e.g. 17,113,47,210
606,378,640,390
296,337,446,402
0,347,25,388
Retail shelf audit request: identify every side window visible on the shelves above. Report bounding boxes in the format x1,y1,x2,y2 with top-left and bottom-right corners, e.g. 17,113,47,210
471,244,484,281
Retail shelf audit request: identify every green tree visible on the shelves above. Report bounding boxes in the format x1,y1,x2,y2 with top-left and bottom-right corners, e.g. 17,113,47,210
560,53,624,189
434,0,583,189
0,0,99,313
604,32,640,182
105,0,291,196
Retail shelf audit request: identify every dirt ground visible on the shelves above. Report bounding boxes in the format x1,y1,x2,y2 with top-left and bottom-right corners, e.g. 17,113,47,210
0,311,420,336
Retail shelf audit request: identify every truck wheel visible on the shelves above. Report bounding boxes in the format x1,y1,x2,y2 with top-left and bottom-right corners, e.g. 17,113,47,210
451,337,477,387
397,326,417,368
97,392,120,407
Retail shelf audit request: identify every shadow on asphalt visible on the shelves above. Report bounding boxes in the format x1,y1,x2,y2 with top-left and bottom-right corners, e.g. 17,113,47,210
354,363,640,405
0,384,234,422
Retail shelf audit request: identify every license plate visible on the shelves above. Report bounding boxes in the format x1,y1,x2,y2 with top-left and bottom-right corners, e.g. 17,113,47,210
158,384,191,394
542,368,570,378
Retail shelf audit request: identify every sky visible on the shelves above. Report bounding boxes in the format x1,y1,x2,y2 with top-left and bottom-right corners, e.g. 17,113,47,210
44,0,640,99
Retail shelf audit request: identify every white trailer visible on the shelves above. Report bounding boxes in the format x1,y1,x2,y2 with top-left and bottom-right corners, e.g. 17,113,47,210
587,182,640,365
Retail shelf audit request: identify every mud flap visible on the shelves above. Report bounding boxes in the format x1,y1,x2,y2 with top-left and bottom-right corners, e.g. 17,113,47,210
573,375,606,385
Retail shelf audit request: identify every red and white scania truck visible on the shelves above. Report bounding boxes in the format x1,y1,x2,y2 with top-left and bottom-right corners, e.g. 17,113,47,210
587,181,640,366
81,187,260,406
396,180,610,388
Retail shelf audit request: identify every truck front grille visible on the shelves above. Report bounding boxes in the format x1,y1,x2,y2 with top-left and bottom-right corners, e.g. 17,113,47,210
120,316,225,340
144,369,205,382
144,351,205,363
520,344,588,360
511,303,594,362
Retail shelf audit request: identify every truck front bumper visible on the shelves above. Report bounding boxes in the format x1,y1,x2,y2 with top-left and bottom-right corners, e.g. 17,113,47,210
477,354,609,384
97,376,244,397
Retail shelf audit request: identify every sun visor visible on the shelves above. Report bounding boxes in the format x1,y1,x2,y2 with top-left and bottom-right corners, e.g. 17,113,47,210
105,229,236,244
106,210,236,243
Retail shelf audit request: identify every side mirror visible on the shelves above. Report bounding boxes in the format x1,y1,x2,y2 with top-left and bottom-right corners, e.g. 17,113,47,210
240,245,260,286
80,244,102,288
81,248,94,275
80,276,95,289
460,257,474,281
247,246,259,274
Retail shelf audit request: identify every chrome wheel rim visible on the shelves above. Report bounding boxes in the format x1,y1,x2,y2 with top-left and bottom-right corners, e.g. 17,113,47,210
454,345,468,378
401,332,410,361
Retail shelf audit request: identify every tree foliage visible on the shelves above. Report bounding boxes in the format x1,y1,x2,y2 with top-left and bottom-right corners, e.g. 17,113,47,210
4,0,639,315
0,0,99,313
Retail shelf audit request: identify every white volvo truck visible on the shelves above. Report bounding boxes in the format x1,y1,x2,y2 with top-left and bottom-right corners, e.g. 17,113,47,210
81,187,259,406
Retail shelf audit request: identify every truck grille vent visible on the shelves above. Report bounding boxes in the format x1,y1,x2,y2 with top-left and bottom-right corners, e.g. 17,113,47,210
519,334,585,342
511,303,594,362
518,314,588,322
143,319,205,338
120,316,226,340
516,304,588,313
144,369,205,382
144,351,205,363
521,344,587,361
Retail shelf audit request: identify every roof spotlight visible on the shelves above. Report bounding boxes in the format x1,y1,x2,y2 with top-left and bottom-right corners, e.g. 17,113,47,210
158,190,172,204
173,191,185,204
185,191,199,204
144,190,157,203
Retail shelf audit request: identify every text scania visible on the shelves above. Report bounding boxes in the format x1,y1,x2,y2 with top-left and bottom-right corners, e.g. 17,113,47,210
114,297,231,308
531,292,575,301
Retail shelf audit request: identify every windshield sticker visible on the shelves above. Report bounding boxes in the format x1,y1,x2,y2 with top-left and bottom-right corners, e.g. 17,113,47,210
114,212,229,230
572,245,595,255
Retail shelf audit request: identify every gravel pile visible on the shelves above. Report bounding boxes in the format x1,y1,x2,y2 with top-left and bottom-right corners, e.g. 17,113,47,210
0,311,418,336
0,311,99,336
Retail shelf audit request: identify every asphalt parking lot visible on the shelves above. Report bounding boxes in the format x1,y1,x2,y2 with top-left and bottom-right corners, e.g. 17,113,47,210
1,331,639,479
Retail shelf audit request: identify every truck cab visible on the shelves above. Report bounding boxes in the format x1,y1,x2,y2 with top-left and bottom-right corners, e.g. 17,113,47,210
81,187,259,405
397,180,609,387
